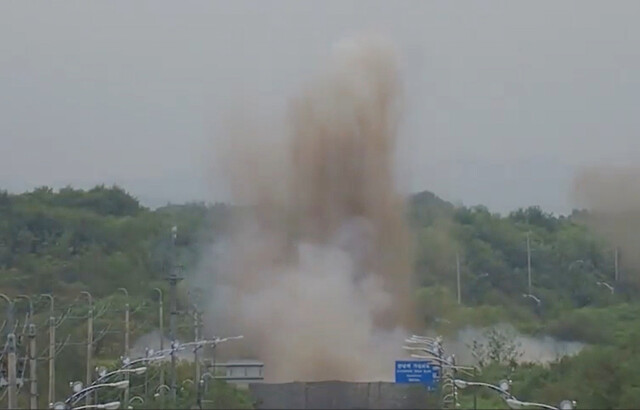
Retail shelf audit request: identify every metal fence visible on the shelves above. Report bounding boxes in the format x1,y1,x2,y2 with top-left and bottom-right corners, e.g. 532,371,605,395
249,381,439,409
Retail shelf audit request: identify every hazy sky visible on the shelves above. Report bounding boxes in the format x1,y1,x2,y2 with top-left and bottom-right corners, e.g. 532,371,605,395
1,1,639,214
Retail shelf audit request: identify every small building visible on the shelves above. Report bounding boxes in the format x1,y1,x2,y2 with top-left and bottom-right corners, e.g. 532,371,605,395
208,359,264,389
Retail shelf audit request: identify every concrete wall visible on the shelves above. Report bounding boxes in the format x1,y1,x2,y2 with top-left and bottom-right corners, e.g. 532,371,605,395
249,381,439,409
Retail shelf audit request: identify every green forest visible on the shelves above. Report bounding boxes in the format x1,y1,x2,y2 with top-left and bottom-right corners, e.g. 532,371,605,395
1,185,639,408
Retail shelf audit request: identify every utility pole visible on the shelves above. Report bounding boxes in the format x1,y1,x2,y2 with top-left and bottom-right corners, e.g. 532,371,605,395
28,323,37,409
48,314,55,407
0,295,15,409
87,305,93,407
614,247,619,282
167,226,183,406
41,294,55,407
169,274,180,406
15,295,37,410
526,232,532,295
194,309,201,384
81,291,93,407
7,333,17,410
456,253,461,305
154,288,165,409
193,298,204,410
119,288,130,408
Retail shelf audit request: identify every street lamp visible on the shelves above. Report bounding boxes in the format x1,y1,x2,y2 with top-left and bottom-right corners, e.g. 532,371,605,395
52,401,121,410
523,293,542,306
128,396,144,405
73,402,121,410
72,365,147,405
506,398,576,410
95,366,147,382
410,355,477,374
596,281,614,294
154,384,170,398
454,378,575,410
121,354,166,369
65,381,129,406
454,379,513,399
405,336,441,345
405,336,444,355
408,334,442,344
559,400,577,410
166,335,244,355
181,378,194,391
403,345,441,357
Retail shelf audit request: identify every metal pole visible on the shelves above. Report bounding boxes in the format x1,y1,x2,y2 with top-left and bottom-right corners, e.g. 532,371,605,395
211,345,216,406
144,349,149,402
194,306,201,383
48,314,55,407
118,288,130,357
81,291,93,407
88,307,94,407
15,295,35,409
614,247,619,282
41,294,55,407
526,232,532,295
197,379,204,410
169,275,178,406
194,309,201,408
473,367,477,410
28,323,37,409
7,333,17,409
154,288,165,409
118,288,130,408
0,294,15,409
452,355,458,409
456,253,461,305
168,225,182,406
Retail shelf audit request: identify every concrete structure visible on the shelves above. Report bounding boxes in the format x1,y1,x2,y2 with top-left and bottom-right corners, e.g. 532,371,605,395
249,381,439,409
209,360,264,389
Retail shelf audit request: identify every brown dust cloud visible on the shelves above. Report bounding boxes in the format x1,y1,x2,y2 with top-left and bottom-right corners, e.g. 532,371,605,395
573,166,640,282
200,36,417,382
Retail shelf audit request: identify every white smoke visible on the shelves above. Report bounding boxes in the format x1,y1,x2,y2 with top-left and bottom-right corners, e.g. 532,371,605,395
446,324,585,366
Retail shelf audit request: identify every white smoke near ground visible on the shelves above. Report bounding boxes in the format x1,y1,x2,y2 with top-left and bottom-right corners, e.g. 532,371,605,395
197,35,416,383
446,324,585,366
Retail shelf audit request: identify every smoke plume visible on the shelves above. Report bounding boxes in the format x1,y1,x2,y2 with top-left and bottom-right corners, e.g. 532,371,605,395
201,35,415,382
448,324,585,366
572,166,640,281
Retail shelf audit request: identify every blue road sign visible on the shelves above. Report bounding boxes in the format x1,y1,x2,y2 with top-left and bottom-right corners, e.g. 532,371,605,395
395,360,440,390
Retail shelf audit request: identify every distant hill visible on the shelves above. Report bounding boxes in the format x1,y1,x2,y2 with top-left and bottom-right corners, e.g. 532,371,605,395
408,190,455,226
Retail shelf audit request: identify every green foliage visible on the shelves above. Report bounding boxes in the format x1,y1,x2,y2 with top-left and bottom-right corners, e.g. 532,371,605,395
0,186,226,296
3,186,640,408
411,195,624,319
468,327,524,368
